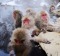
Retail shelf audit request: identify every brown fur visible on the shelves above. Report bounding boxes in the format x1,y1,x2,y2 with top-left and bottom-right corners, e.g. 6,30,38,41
9,28,31,56
31,29,40,37
9,27,50,56
26,8,36,18
13,10,22,28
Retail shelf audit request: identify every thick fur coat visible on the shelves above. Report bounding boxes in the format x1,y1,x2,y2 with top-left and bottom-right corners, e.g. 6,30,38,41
8,13,50,56
13,10,22,28
9,27,50,56
9,28,32,56
35,10,54,32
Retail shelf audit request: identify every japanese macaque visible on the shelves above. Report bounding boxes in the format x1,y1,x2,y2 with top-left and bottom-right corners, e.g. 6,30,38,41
53,9,60,17
13,10,22,28
31,29,40,37
22,15,36,29
49,5,55,13
8,28,31,56
22,15,50,43
21,15,50,56
35,10,54,32
35,10,49,30
8,28,50,56
49,5,55,18
52,9,60,32
39,10,49,24
8,13,51,56
26,8,36,18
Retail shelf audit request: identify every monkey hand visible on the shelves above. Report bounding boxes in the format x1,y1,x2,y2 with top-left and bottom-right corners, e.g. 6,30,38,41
43,40,51,44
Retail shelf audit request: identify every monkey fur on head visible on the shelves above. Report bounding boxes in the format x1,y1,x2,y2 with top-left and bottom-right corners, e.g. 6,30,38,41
9,28,32,56
13,10,22,28
26,8,36,18
22,15,36,30
35,10,54,32
9,14,51,56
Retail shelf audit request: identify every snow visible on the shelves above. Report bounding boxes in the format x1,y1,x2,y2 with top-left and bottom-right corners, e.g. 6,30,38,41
0,50,9,56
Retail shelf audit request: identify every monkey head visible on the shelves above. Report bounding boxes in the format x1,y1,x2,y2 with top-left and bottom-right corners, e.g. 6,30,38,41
22,16,35,29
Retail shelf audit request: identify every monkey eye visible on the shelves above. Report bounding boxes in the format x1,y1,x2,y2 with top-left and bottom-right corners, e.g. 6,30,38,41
41,14,47,16
14,39,25,43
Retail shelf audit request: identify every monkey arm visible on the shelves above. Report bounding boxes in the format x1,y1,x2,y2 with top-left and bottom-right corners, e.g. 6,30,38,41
31,36,51,44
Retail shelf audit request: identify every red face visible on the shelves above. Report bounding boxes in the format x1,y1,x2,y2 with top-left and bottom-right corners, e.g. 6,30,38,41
23,18,30,25
41,13,47,21
23,18,31,28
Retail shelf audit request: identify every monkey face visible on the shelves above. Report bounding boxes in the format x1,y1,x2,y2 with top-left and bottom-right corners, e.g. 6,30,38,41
40,11,48,22
11,28,26,46
22,16,35,29
23,18,31,29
